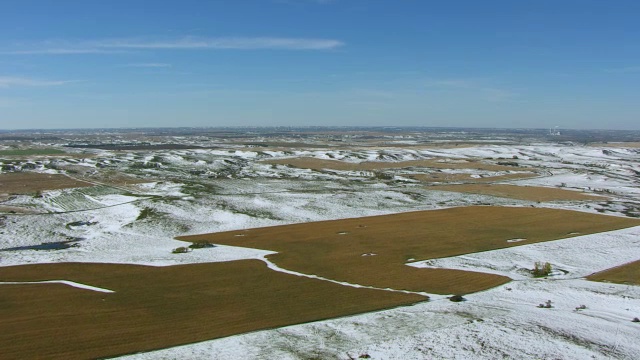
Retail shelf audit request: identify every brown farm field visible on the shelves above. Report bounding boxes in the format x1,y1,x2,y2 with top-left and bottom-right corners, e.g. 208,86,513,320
0,261,424,360
88,171,154,187
182,206,640,295
588,142,640,148
264,157,534,173
0,172,92,194
430,184,604,202
411,172,537,183
586,260,640,285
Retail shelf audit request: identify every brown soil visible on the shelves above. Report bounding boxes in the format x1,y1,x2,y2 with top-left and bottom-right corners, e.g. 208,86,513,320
182,207,639,295
0,172,92,194
265,157,533,172
589,142,640,148
88,172,153,186
430,184,604,202
412,172,537,183
0,205,39,214
586,260,640,285
0,261,424,360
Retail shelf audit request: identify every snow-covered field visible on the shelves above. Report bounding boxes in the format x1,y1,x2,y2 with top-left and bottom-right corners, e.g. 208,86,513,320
2,137,640,359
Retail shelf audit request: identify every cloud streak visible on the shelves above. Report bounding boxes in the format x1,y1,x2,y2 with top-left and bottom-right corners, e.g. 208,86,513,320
97,37,344,50
121,63,172,68
0,76,79,88
3,48,126,55
3,36,345,55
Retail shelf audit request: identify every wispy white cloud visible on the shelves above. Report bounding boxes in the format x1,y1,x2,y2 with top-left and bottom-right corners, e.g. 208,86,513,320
2,36,345,55
121,63,172,68
96,37,344,50
0,76,80,88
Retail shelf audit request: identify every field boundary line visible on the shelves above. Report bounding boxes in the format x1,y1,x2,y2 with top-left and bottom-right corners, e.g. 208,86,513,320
259,257,439,299
0,280,114,293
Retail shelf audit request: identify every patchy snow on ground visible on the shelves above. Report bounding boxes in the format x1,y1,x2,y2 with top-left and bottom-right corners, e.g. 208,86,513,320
0,201,276,267
2,141,640,359
410,225,640,280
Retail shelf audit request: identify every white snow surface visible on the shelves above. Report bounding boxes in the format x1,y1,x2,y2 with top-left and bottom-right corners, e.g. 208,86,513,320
410,226,640,280
3,142,640,359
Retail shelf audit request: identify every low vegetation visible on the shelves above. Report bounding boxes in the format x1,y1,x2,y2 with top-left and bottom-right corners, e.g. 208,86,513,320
532,261,553,277
538,300,553,308
171,246,191,254
136,207,157,221
0,148,65,156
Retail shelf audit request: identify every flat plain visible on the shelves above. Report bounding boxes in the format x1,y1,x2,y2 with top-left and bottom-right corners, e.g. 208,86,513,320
182,206,640,294
1,128,640,359
0,261,424,360
410,172,538,183
265,156,535,173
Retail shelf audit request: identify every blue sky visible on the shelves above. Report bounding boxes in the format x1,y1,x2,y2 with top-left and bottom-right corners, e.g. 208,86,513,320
1,0,639,130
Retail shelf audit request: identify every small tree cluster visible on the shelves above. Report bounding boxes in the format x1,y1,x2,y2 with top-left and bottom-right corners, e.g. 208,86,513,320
532,261,552,277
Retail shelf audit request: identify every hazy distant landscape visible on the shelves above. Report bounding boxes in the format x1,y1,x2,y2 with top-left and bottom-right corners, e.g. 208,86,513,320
1,127,639,359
